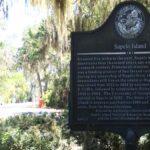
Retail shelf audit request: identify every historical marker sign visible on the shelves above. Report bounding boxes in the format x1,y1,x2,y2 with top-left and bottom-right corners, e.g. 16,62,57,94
69,1,150,138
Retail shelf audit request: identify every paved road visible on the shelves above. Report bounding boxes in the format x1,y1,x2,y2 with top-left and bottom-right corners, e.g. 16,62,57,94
0,102,63,118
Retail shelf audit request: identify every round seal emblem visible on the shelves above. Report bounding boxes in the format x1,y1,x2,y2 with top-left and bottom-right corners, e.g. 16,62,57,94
115,5,145,39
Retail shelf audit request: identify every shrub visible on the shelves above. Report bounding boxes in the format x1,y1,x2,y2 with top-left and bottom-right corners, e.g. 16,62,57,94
0,111,142,150
0,114,69,150
43,75,69,109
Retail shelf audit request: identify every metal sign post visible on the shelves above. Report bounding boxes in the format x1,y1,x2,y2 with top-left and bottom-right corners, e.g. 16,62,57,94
125,129,138,150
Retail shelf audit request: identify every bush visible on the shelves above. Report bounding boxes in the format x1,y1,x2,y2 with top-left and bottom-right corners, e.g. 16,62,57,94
55,111,124,150
43,75,69,109
2,112,145,150
0,113,72,150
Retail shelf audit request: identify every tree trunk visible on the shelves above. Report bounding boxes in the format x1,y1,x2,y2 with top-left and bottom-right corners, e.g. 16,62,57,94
36,71,43,97
44,81,48,92
43,67,48,92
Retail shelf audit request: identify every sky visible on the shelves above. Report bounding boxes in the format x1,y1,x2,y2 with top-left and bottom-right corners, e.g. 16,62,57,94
0,0,47,48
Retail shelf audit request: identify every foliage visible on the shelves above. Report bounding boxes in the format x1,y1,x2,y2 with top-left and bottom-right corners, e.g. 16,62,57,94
51,112,150,150
0,113,73,150
52,111,125,150
0,43,29,103
1,111,150,149
16,20,51,97
17,20,49,71
17,19,70,108
0,111,148,150
0,112,126,150
43,73,69,108
138,134,150,150
1,72,29,103
43,52,70,108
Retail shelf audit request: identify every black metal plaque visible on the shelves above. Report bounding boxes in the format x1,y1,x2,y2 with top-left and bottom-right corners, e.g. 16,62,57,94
69,1,150,138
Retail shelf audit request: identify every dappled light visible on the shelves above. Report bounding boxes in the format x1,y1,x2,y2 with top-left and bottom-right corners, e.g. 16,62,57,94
0,0,150,149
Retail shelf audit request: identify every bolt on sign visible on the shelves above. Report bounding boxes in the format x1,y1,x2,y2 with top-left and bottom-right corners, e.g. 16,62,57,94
69,1,150,148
